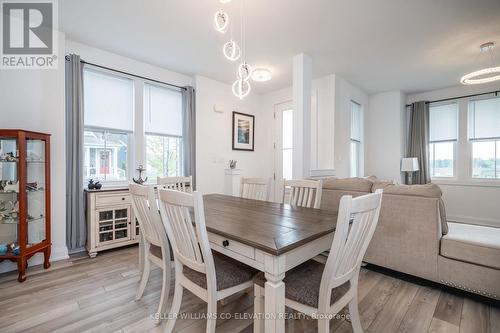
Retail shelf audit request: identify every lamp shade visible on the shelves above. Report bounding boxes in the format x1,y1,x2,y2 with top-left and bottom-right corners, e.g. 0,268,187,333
401,158,419,172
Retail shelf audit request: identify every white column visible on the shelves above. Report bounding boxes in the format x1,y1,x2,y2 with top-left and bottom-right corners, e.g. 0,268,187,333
224,169,242,196
292,53,312,179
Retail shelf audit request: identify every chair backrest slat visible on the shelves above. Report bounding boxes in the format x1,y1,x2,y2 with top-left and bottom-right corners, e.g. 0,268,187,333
240,177,270,201
158,189,215,277
318,189,383,309
158,176,193,193
283,179,323,209
129,183,166,247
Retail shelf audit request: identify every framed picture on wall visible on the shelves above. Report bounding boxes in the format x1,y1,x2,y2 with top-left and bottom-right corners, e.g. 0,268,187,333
232,111,255,151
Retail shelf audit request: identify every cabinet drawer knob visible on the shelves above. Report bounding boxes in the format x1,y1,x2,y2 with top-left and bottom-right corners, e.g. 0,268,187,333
121,197,125,201
222,240,229,247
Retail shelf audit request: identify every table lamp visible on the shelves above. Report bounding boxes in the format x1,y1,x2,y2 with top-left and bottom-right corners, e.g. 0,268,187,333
401,158,419,185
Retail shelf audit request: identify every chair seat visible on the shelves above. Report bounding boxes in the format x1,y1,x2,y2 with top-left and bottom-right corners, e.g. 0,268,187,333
254,260,350,308
184,252,257,291
150,244,162,259
441,222,500,270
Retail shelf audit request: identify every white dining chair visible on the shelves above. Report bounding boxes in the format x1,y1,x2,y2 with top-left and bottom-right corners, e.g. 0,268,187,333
283,179,323,209
129,183,171,325
254,189,383,333
240,177,271,201
158,189,257,333
157,176,192,192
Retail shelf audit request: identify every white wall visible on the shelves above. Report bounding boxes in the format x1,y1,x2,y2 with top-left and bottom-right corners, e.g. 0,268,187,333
311,75,336,175
407,81,500,228
259,74,368,183
194,75,274,194
365,90,406,182
0,32,68,273
334,75,369,178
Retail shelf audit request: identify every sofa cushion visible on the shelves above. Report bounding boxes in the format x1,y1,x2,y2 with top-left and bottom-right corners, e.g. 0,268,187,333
371,183,448,234
371,183,442,198
322,177,373,192
441,222,500,270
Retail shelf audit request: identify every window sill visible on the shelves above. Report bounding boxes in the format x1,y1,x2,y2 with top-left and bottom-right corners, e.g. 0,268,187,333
431,178,500,188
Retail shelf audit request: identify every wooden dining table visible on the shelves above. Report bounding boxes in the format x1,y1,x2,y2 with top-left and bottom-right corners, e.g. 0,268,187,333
202,194,338,333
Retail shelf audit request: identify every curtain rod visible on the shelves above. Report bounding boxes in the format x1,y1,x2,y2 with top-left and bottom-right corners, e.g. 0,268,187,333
405,90,499,108
65,55,187,91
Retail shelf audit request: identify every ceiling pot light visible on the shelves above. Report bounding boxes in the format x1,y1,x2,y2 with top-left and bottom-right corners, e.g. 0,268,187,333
251,68,272,82
461,42,500,85
232,79,251,99
222,40,241,61
214,10,229,33
238,62,252,81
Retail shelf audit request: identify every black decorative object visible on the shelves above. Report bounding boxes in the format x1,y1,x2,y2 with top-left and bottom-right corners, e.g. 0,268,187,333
94,181,102,190
229,160,237,169
133,165,148,185
87,179,95,190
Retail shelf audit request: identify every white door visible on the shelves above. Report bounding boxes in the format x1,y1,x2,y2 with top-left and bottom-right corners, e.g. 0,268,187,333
273,101,293,202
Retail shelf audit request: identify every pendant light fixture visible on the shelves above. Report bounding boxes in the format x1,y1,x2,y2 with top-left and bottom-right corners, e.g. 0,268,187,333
232,78,251,99
461,42,500,85
238,62,252,81
222,40,241,61
214,0,271,98
214,10,229,33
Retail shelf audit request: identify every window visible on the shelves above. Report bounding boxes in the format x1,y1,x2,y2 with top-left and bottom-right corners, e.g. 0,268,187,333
282,109,293,180
83,69,134,182
429,103,458,178
144,83,184,179
350,101,362,177
469,97,500,179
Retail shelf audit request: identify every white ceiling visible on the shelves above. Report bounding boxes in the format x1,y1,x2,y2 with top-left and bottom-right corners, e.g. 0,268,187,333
60,0,500,95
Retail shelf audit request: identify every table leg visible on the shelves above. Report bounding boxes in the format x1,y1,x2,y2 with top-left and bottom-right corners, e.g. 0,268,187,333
264,272,285,333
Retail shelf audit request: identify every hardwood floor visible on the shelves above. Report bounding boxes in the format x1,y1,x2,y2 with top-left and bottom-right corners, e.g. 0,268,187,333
0,246,498,333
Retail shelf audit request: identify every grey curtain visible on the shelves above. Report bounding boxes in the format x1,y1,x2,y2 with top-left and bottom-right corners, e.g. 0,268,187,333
65,54,86,251
182,86,196,189
406,101,430,184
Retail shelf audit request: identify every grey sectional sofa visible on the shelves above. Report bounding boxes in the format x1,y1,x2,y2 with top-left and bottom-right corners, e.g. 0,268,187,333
319,177,500,300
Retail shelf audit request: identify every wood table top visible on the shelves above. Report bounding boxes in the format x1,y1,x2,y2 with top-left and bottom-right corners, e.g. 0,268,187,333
203,194,337,256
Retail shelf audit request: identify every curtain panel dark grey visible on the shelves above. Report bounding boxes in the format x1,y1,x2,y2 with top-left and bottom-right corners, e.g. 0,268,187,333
406,101,430,184
65,54,86,251
182,86,196,189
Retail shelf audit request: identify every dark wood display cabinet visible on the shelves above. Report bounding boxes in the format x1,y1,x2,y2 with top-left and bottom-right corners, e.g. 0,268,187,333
0,129,51,282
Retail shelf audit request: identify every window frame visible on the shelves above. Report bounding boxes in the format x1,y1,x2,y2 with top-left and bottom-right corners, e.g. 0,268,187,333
145,132,184,181
82,65,185,187
428,102,458,180
83,126,133,184
423,95,500,187
350,100,363,177
470,139,500,180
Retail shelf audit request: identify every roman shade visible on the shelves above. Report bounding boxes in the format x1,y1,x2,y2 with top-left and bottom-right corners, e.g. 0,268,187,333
144,83,183,136
83,68,134,132
429,103,458,142
468,97,500,140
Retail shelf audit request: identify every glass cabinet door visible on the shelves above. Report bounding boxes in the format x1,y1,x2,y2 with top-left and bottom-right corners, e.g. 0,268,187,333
26,139,46,247
96,206,131,246
0,137,19,254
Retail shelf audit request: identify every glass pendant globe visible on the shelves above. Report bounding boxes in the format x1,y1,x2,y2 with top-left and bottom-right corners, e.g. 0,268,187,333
223,40,241,61
232,79,251,99
238,62,252,81
214,10,229,33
